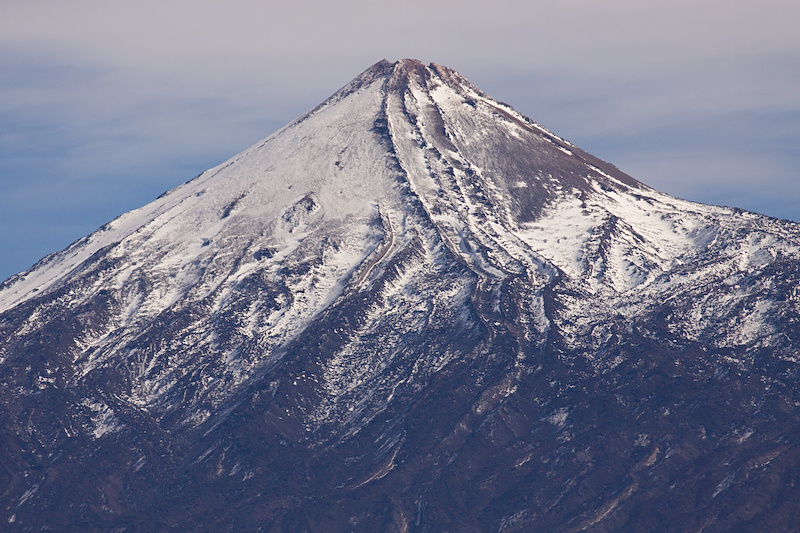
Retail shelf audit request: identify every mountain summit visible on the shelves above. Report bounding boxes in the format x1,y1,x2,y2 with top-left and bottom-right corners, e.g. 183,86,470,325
2,59,800,531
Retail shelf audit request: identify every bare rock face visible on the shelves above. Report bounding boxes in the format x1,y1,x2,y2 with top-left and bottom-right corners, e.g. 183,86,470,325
2,59,800,531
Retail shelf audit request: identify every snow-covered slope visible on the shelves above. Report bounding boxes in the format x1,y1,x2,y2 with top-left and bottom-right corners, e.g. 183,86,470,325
1,59,800,531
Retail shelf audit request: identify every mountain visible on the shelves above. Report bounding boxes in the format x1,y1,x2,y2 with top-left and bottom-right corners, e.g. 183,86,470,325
2,58,800,531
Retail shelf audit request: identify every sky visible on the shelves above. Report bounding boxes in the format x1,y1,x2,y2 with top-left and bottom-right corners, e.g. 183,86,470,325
1,0,799,282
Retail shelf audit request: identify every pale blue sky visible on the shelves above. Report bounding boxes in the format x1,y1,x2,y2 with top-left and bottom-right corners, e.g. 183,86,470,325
1,0,799,281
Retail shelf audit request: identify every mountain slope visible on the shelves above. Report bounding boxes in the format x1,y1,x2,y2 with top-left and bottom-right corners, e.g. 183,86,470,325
1,59,800,531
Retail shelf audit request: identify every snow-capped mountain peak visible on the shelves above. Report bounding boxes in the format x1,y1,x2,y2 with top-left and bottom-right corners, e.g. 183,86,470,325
2,59,800,531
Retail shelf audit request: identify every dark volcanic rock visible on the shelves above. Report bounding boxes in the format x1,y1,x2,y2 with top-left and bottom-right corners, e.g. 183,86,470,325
1,59,800,531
